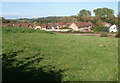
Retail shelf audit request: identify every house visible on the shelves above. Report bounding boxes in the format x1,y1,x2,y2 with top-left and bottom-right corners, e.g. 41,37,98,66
68,23,79,31
40,24,47,30
62,23,71,27
31,23,48,30
55,23,63,29
46,23,71,31
47,23,63,30
12,23,34,28
13,23,22,27
69,22,93,31
109,24,117,32
47,23,56,30
34,23,42,29
20,23,34,28
102,22,111,27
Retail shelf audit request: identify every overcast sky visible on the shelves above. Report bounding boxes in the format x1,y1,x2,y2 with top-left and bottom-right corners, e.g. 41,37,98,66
2,1,119,19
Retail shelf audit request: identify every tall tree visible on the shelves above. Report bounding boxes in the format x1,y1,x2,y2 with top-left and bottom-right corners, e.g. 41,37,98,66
1,17,11,23
60,16,77,23
106,14,117,25
93,20,103,31
78,9,91,17
93,8,114,20
78,9,91,22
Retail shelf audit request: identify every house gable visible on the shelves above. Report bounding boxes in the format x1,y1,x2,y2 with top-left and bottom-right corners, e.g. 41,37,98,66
69,23,79,31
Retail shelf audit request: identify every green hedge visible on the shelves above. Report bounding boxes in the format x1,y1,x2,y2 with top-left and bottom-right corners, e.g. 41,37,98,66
92,27,109,32
60,27,68,29
100,27,109,32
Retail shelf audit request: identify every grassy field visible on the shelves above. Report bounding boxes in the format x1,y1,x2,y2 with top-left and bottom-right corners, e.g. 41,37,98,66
2,27,118,81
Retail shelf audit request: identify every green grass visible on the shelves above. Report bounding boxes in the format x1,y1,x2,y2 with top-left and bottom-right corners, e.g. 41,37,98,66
2,27,118,81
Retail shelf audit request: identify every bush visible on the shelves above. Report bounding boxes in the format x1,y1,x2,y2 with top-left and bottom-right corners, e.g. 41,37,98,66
100,32,108,37
92,27,109,32
72,31,80,33
66,30,94,33
80,31,94,33
61,27,68,29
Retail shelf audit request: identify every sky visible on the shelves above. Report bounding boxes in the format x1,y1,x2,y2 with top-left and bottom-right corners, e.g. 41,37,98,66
2,2,119,19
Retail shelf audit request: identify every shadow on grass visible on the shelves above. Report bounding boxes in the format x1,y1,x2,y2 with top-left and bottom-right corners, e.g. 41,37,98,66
2,50,64,82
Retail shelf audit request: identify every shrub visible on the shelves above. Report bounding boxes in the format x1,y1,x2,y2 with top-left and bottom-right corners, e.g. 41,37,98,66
73,31,80,33
100,27,109,32
92,27,100,32
80,31,94,33
100,32,108,37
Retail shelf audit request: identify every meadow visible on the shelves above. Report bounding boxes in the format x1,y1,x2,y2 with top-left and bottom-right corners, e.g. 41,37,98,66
2,27,118,81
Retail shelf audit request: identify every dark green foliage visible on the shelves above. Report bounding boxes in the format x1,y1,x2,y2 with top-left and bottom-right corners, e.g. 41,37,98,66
79,31,94,33
61,27,68,29
100,27,109,32
69,31,80,33
93,8,114,19
78,9,92,22
92,27,100,32
31,16,60,24
66,29,74,33
93,8,117,24
78,9,91,17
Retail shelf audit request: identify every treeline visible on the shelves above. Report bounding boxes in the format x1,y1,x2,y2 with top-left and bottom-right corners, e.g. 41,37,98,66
1,8,118,25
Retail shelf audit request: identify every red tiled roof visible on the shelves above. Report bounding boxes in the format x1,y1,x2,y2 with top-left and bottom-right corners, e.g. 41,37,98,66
102,22,108,26
2,23,13,27
40,24,47,28
13,23,22,27
88,21,93,26
74,22,93,28
20,23,31,28
34,23,41,26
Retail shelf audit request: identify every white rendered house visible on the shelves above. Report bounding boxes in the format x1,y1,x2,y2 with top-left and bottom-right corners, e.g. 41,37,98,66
109,24,118,32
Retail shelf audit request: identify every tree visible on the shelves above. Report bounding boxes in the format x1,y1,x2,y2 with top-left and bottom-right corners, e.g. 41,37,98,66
78,9,91,22
60,16,77,23
78,9,91,17
93,8,114,21
95,20,102,27
1,17,11,23
93,20,103,31
106,14,117,25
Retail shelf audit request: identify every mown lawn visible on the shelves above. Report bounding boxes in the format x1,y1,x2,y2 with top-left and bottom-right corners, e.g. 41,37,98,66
2,27,118,81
